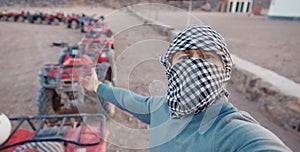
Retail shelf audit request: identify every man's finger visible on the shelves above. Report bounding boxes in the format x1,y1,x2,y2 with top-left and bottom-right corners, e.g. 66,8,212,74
89,68,97,79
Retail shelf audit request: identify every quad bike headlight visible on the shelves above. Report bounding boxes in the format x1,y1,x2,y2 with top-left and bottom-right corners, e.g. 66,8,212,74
101,53,107,58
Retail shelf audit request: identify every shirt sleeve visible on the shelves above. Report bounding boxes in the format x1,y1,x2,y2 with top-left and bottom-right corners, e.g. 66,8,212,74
96,83,152,124
215,111,292,152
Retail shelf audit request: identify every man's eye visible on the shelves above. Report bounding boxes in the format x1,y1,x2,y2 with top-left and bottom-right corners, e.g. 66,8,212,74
204,54,213,60
179,56,189,60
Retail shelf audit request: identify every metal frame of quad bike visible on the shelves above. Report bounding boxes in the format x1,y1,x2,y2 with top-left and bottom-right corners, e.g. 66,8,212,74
0,113,106,151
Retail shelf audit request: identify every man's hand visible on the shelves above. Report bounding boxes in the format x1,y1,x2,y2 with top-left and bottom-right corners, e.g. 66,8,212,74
80,68,101,92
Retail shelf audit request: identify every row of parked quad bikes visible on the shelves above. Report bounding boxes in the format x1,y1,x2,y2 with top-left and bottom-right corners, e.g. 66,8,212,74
0,10,117,152
0,10,104,32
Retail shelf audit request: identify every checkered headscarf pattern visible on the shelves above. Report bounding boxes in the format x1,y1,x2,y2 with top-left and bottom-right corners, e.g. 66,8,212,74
161,25,232,81
166,58,227,118
160,25,233,118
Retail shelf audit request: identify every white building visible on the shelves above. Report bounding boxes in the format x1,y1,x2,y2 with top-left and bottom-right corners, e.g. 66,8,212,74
268,0,300,20
227,0,253,13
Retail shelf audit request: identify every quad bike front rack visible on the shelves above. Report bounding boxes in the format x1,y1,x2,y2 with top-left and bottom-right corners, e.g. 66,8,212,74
0,113,106,150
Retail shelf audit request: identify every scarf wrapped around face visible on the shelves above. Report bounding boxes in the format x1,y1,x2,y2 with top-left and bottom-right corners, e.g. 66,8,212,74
160,25,233,119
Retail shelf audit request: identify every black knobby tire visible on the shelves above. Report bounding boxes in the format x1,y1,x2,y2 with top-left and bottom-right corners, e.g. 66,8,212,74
96,81,115,119
36,87,61,123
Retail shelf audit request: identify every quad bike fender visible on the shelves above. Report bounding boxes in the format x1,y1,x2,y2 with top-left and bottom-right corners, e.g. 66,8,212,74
2,129,35,152
65,126,109,152
95,63,111,82
38,64,60,88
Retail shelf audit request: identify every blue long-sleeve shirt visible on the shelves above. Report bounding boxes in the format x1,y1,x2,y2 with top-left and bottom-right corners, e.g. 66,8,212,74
97,84,291,152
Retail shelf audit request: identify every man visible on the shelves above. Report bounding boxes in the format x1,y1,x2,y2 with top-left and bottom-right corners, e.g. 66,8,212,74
80,25,291,151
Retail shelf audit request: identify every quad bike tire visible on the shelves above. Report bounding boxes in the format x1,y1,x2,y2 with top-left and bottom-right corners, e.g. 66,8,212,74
37,87,61,124
17,16,24,22
53,18,59,25
1,16,8,21
71,20,78,29
28,16,34,23
96,81,115,119
45,18,51,24
8,16,15,22
35,17,43,24
65,21,71,28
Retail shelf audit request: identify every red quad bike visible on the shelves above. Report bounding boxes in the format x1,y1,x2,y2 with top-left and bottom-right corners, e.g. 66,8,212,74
0,113,108,152
82,16,105,33
79,16,94,33
44,12,64,25
90,21,110,33
79,42,115,82
7,11,26,22
27,11,44,24
37,45,115,123
81,30,114,50
65,14,81,29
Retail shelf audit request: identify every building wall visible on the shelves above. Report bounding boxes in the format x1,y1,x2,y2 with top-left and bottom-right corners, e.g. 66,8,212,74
268,0,300,18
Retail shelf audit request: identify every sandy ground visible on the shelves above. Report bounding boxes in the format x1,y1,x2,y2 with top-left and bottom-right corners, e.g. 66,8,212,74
0,5,299,151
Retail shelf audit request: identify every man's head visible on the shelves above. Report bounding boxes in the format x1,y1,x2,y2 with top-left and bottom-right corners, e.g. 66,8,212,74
160,25,233,118
161,25,232,79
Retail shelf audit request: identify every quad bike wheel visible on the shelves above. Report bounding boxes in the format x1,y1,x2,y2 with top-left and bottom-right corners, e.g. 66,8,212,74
17,16,24,22
35,17,43,24
53,18,59,25
96,81,115,119
36,87,62,124
45,18,51,24
8,16,15,22
71,20,78,29
28,16,34,23
1,16,8,21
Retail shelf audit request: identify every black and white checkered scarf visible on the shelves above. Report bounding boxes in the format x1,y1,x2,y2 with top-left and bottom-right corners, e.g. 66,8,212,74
160,25,233,118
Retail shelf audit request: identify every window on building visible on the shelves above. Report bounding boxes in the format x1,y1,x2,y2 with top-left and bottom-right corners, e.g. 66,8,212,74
246,1,251,13
240,2,244,12
229,1,233,12
235,2,240,12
